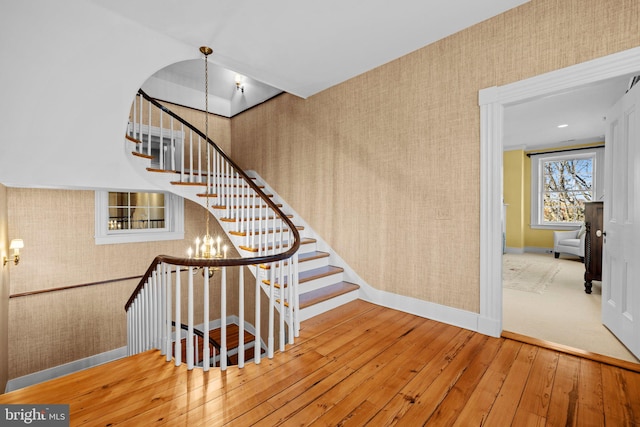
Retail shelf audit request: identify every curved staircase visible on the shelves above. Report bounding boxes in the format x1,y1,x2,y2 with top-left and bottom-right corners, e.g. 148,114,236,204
126,91,360,324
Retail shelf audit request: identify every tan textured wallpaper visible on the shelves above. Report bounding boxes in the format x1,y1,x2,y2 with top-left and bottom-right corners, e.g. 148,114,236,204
231,0,640,312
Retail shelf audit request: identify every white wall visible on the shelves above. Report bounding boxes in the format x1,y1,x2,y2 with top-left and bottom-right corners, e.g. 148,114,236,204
0,0,195,190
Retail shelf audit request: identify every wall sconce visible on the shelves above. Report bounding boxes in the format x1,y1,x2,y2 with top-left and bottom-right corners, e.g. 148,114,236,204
235,74,245,93
3,239,24,266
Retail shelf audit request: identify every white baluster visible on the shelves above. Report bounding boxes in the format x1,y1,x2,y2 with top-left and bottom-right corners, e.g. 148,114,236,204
238,267,245,368
159,111,164,169
254,270,261,364
170,116,175,171
198,135,202,181
151,268,157,349
166,264,173,362
138,94,143,144
268,265,274,359
288,253,294,343
272,214,277,255
187,267,194,370
293,252,300,336
131,94,137,140
142,285,149,351
279,261,285,352
147,98,152,156
180,123,185,182
207,142,211,197
174,268,182,367
221,266,228,370
203,266,210,371
189,131,194,183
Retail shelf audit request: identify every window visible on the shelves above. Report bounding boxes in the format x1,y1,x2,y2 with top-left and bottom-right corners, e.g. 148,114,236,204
95,191,184,244
530,147,604,229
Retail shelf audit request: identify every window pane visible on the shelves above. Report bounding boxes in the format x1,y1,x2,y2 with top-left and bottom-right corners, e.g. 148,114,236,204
107,191,166,232
541,157,593,223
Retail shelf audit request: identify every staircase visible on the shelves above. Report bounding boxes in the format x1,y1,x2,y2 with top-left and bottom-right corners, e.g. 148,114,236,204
126,90,360,325
174,323,266,367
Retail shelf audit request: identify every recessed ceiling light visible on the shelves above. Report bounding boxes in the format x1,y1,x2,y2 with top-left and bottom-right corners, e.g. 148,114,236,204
557,124,569,128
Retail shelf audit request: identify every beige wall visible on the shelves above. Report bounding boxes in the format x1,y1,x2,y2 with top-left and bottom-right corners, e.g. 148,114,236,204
0,184,8,391
232,0,640,312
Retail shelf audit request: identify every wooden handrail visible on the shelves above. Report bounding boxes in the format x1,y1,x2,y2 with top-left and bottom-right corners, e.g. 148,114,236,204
11,275,143,299
125,90,300,311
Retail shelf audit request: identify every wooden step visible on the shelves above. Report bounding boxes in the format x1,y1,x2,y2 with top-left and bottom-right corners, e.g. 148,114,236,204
299,282,360,309
132,151,153,160
126,134,141,144
173,323,264,366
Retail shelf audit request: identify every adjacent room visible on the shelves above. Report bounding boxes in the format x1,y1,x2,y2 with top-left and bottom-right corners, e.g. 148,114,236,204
502,73,640,364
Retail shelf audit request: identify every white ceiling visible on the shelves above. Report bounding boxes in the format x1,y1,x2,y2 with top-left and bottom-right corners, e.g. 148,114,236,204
504,73,638,150
89,0,530,116
89,0,633,150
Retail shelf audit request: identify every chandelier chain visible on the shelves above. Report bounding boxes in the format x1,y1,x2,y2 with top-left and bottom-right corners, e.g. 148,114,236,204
203,48,211,237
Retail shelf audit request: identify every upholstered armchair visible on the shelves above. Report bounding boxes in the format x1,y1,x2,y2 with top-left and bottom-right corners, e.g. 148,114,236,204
553,226,586,260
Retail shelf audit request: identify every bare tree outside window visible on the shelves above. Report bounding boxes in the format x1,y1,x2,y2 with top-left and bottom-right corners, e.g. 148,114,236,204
542,158,593,223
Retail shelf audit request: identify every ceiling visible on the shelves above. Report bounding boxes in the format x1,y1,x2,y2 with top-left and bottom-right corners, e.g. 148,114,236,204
89,0,632,150
503,73,638,150
90,0,530,116
503,75,633,150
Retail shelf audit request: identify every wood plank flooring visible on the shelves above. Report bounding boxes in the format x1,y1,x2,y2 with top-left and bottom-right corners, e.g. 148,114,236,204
1,300,639,426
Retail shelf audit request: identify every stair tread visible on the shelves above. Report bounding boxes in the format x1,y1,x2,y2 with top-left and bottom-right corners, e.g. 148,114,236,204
300,250,329,259
300,265,343,283
209,323,258,350
299,282,360,309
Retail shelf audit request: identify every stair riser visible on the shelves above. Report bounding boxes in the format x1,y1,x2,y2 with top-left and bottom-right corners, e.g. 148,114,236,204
239,240,317,256
298,290,360,321
298,255,330,272
299,272,344,294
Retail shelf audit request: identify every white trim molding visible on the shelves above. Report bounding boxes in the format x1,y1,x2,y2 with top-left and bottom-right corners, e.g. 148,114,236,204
479,45,640,338
94,190,184,245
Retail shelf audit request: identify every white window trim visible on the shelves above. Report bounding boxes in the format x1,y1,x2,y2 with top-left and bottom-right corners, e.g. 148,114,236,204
530,147,604,229
95,190,184,244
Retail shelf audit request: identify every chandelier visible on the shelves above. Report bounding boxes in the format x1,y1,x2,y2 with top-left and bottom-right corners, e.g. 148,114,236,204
186,46,227,276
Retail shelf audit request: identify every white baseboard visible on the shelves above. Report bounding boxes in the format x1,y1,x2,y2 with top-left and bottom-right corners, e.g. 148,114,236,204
5,316,266,394
505,247,554,255
5,347,128,393
358,285,485,336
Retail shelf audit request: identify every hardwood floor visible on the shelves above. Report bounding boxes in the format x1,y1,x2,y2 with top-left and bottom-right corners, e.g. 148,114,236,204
2,300,639,426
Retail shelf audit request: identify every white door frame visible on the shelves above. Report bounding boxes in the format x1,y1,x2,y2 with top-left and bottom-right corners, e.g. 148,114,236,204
478,46,640,338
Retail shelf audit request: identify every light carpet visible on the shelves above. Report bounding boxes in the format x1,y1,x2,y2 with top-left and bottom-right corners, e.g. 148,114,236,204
503,254,561,294
502,252,639,364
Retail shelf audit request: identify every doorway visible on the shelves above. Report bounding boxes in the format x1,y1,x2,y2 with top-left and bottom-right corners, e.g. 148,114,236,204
478,46,640,356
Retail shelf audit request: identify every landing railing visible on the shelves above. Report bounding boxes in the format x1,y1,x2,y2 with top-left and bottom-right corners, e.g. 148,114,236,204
124,90,300,370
